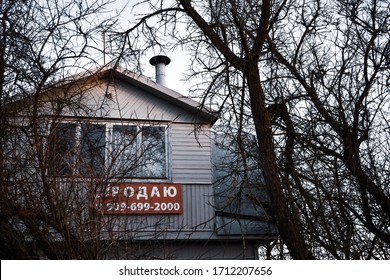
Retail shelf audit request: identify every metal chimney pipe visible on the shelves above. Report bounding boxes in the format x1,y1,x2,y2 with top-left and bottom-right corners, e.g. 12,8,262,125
149,55,171,86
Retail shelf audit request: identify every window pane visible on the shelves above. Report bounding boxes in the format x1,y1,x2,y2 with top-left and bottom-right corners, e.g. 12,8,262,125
111,125,137,176
140,126,166,178
79,124,106,176
48,123,76,176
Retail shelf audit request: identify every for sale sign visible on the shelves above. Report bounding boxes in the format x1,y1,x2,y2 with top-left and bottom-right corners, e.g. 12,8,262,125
95,183,183,214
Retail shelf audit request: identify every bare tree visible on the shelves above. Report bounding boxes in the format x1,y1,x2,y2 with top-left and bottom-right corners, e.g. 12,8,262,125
0,0,147,259
117,0,390,259
118,0,311,259
264,0,390,259
3,0,389,260
1,0,218,260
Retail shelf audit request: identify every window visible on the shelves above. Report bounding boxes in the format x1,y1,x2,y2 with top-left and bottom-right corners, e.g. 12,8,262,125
79,124,106,176
49,122,167,179
48,123,76,176
111,125,167,178
111,125,138,177
140,126,166,178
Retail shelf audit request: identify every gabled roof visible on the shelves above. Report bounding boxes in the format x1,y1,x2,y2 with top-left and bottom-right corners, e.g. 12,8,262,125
94,65,218,124
7,65,219,125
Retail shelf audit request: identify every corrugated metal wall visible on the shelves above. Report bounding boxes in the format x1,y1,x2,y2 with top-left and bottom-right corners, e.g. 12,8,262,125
181,184,214,230
107,184,215,240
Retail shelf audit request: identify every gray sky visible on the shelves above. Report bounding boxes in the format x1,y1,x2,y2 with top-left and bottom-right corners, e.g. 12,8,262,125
105,0,191,94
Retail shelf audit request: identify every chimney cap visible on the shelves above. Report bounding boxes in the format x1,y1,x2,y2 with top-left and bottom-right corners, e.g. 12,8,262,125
149,55,171,66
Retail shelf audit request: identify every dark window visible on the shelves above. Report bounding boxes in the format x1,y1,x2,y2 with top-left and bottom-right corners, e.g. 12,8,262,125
79,124,106,176
48,122,167,178
110,125,167,178
111,125,138,176
48,123,76,176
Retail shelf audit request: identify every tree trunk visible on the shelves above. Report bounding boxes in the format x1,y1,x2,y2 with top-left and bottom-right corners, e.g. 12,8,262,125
246,61,314,259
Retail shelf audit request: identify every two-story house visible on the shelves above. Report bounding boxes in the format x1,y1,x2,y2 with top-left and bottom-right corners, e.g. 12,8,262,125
4,56,277,259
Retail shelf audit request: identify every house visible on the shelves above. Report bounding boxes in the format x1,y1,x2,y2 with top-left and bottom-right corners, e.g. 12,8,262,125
4,56,277,259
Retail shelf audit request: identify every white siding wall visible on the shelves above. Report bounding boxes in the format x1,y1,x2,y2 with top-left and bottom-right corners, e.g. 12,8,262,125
171,124,213,184
88,81,199,123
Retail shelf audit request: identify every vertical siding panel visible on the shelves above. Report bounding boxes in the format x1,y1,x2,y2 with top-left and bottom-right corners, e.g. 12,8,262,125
117,184,214,232
181,184,214,230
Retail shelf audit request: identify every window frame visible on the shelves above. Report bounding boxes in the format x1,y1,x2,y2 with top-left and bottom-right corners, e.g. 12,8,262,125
108,122,169,180
47,120,170,180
